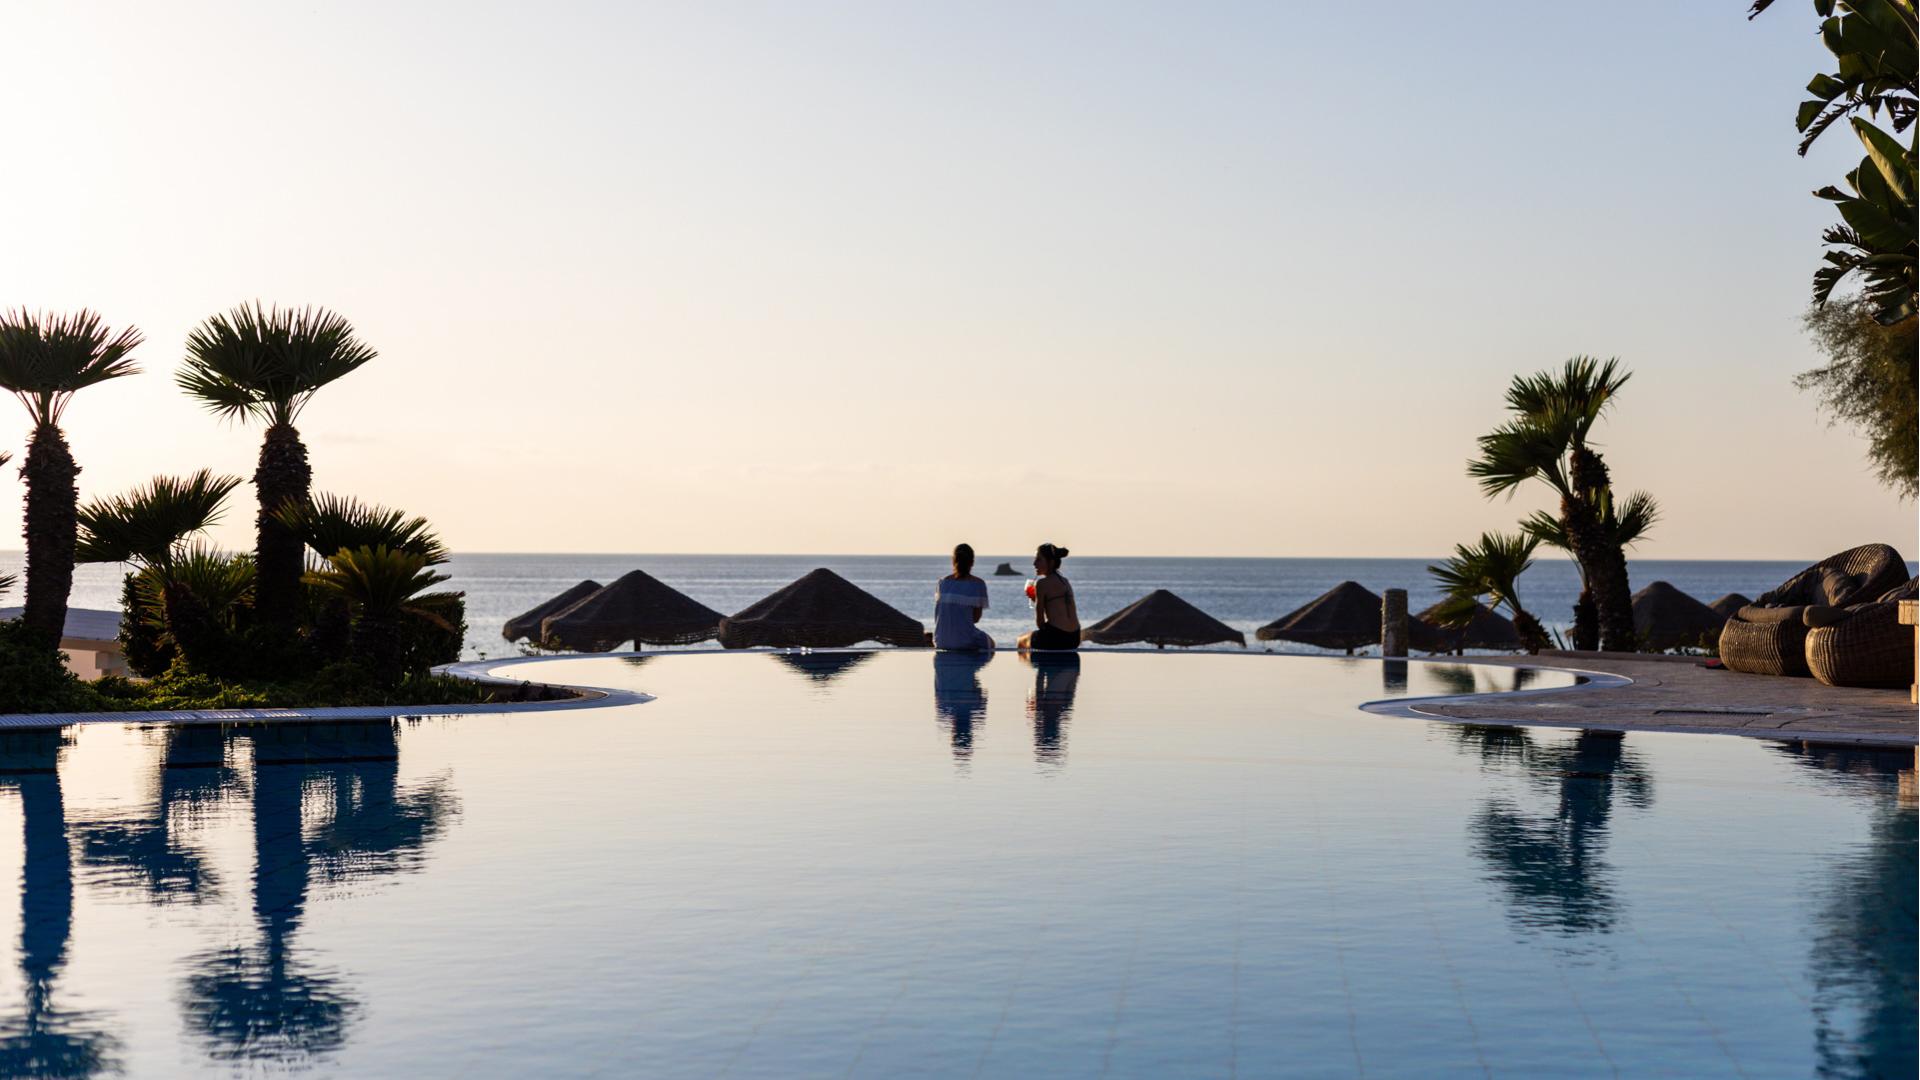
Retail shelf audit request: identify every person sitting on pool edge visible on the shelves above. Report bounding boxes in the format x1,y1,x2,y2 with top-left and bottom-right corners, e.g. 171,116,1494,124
933,543,995,651
1017,543,1080,651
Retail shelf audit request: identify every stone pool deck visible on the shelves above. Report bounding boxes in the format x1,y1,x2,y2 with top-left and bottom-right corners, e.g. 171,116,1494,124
1411,650,1917,747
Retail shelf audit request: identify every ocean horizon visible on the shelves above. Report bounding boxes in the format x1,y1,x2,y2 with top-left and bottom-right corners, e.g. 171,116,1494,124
10,551,1899,661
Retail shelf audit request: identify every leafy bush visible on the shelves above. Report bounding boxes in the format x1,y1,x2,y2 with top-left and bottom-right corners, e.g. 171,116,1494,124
0,620,96,713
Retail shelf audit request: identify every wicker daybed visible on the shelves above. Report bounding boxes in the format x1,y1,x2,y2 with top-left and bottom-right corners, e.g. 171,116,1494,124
1805,578,1919,689
1718,544,1909,677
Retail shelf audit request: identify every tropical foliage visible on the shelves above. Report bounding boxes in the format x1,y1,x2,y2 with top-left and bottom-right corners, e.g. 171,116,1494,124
305,546,457,686
1468,357,1651,652
0,309,143,648
275,493,449,565
1798,293,1920,497
179,304,377,635
1752,0,1918,324
1428,532,1552,653
76,469,242,676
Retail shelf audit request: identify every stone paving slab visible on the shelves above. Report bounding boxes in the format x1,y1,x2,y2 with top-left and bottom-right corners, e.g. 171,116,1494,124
1402,651,1917,746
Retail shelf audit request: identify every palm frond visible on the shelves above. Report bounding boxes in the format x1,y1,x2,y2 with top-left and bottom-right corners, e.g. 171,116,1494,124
0,572,14,600
157,543,257,622
1427,531,1537,617
179,303,377,426
1607,490,1660,550
305,545,452,620
77,470,242,567
274,492,448,564
1468,420,1572,498
0,309,144,427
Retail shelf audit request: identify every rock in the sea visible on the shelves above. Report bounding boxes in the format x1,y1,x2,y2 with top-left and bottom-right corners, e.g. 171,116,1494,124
994,562,1019,576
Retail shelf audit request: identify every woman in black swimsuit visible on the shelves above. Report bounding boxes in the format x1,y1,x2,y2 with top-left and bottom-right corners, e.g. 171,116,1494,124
1017,543,1081,651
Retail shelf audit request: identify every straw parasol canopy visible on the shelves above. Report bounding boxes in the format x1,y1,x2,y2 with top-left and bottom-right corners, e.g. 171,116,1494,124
1414,601,1519,652
1082,589,1246,648
1708,593,1752,619
1631,581,1725,651
1256,581,1381,652
502,580,602,643
716,568,928,649
538,570,723,652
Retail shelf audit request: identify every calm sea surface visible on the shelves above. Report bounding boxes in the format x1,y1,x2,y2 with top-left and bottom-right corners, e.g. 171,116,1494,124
10,552,1904,660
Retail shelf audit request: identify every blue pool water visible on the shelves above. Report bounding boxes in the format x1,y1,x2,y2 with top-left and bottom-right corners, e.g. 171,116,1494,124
0,652,1910,1078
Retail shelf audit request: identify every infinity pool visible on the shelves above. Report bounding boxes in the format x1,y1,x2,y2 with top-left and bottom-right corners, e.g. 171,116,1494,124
0,652,1909,1078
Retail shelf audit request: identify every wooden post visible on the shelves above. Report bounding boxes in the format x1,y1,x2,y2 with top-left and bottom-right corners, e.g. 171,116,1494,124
1382,589,1408,658
1898,599,1917,705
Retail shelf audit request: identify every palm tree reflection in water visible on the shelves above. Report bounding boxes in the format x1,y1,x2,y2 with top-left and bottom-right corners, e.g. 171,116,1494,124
75,726,233,904
0,731,120,1079
181,721,457,1069
1022,652,1081,769
1773,743,1917,1080
931,652,991,766
1456,726,1652,937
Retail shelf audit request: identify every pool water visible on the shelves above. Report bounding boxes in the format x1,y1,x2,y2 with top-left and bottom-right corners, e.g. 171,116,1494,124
0,652,1909,1078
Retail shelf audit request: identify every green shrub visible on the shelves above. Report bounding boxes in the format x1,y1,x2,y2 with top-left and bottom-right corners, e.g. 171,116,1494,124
0,620,97,713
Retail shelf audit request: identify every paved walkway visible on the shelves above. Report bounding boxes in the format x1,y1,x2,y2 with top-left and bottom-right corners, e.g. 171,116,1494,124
1392,650,1917,746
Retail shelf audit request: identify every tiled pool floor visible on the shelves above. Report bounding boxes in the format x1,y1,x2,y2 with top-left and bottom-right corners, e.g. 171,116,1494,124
0,652,1909,1078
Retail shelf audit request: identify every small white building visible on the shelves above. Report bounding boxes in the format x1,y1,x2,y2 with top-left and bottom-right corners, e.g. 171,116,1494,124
0,607,128,679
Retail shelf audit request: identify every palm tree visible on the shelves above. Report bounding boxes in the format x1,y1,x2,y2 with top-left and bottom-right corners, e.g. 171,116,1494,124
75,470,242,676
0,451,10,600
177,305,377,635
1468,357,1640,652
0,310,143,644
76,470,241,569
273,493,447,565
304,546,454,686
1428,531,1551,653
1519,489,1659,650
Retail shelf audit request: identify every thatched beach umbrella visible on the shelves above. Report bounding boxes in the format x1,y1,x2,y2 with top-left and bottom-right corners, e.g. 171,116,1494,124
1631,581,1724,652
1708,593,1751,620
501,579,602,643
539,570,723,652
716,568,927,649
1083,589,1245,648
1256,581,1380,653
1415,601,1519,652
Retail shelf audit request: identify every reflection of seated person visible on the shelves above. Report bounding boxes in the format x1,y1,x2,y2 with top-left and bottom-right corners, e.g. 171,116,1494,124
932,651,991,759
1023,651,1080,764
933,543,994,651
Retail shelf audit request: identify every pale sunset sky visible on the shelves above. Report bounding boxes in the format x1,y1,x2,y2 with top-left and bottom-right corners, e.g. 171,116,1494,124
0,2,1910,560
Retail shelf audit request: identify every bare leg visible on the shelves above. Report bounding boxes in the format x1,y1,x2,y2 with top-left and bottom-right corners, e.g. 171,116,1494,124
1016,631,1033,650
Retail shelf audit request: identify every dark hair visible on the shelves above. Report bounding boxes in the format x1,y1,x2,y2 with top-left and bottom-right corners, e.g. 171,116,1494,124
952,543,975,574
1036,542,1069,569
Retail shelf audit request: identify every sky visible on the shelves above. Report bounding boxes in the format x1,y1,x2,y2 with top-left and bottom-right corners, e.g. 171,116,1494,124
0,1,1911,560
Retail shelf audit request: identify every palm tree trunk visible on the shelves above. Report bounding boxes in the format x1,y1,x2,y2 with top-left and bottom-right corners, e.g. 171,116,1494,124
1572,587,1598,652
120,570,175,677
253,422,311,631
353,614,402,687
1556,501,1603,651
1512,609,1550,654
1589,542,1637,652
1569,446,1636,652
20,424,77,645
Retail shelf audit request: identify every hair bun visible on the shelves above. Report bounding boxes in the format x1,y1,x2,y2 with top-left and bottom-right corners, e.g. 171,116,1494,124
1055,547,1069,560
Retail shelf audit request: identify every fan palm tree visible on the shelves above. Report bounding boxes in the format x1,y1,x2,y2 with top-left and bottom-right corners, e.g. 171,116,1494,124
0,451,10,600
75,470,242,676
76,470,241,570
273,493,447,565
178,305,377,635
1519,490,1659,651
0,310,143,645
1468,357,1639,652
304,546,453,686
1428,531,1551,653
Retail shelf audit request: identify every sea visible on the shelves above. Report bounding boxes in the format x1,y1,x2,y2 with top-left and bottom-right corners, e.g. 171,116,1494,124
6,552,1875,660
